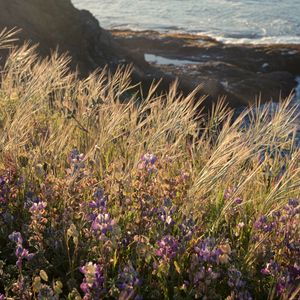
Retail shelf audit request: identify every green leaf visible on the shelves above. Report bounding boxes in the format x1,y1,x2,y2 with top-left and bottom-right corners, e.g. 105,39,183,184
32,276,42,292
40,270,48,282
174,261,181,274
54,280,63,295
113,249,118,269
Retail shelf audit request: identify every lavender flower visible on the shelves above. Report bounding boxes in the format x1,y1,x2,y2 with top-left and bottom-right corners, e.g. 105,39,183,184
138,153,157,172
141,153,157,165
179,215,195,242
8,231,34,269
157,202,176,226
68,148,85,174
288,199,299,208
223,187,237,200
234,197,243,204
118,263,142,300
80,262,105,299
8,231,23,244
156,235,178,262
29,201,47,215
89,188,106,210
261,260,280,276
226,267,253,299
38,285,58,300
91,212,115,238
193,238,222,264
254,216,273,232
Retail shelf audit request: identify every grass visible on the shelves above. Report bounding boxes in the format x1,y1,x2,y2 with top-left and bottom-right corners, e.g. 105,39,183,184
0,28,299,300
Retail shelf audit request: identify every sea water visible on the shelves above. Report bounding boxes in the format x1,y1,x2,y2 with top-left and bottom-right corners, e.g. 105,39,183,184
72,0,300,45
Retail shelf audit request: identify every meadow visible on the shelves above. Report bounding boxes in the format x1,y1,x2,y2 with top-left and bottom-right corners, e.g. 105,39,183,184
0,28,299,300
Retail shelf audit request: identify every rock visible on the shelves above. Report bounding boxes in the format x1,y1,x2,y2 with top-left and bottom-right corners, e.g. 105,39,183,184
0,0,144,75
113,30,300,106
0,0,198,101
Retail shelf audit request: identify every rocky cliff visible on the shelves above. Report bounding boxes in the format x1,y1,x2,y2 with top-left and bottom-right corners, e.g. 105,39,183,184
0,0,150,77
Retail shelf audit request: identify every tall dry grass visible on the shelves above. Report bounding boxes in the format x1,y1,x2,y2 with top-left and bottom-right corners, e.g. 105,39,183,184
0,29,299,299
0,28,299,220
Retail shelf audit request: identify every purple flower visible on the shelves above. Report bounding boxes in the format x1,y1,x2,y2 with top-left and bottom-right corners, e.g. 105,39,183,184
156,235,178,262
80,262,105,299
261,260,279,276
254,216,273,232
118,263,142,299
193,238,222,264
141,153,157,165
288,199,299,208
24,192,41,209
8,231,23,244
8,231,34,269
276,277,286,295
234,197,243,204
91,213,114,237
89,188,106,209
68,148,85,173
179,215,195,242
0,294,5,300
223,187,237,200
29,201,47,214
228,267,245,289
38,285,57,299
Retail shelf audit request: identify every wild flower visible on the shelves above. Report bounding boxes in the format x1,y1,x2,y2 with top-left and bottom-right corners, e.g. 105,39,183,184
0,176,10,204
67,148,85,176
8,231,34,270
80,262,105,299
156,235,178,262
87,188,115,239
141,153,157,165
0,35,300,299
227,267,253,300
37,285,58,300
157,198,176,227
138,153,157,173
89,188,106,210
28,200,48,248
91,212,115,237
223,187,237,200
118,263,142,300
189,238,225,298
178,215,195,242
234,197,243,204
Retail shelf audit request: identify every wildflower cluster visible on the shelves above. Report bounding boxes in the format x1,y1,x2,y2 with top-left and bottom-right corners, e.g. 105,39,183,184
253,199,300,298
88,188,115,240
80,262,105,299
0,148,299,299
8,232,34,270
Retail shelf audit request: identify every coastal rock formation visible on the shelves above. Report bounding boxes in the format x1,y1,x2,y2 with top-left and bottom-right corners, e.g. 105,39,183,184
0,0,299,107
113,30,300,106
0,0,149,76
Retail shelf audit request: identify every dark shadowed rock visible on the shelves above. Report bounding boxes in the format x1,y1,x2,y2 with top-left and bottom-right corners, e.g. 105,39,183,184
113,30,300,105
0,0,200,103
0,0,146,75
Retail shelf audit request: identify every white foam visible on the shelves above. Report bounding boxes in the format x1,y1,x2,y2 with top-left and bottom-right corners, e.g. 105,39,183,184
144,53,198,66
207,34,300,45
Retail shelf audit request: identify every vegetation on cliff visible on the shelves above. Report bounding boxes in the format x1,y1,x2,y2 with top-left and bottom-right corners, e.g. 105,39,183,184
0,29,299,300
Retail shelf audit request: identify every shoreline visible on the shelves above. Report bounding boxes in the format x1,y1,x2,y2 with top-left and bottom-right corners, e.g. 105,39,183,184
111,27,300,47
111,29,300,107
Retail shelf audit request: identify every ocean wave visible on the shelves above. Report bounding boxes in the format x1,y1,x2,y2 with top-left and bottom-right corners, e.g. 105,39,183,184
207,34,300,45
